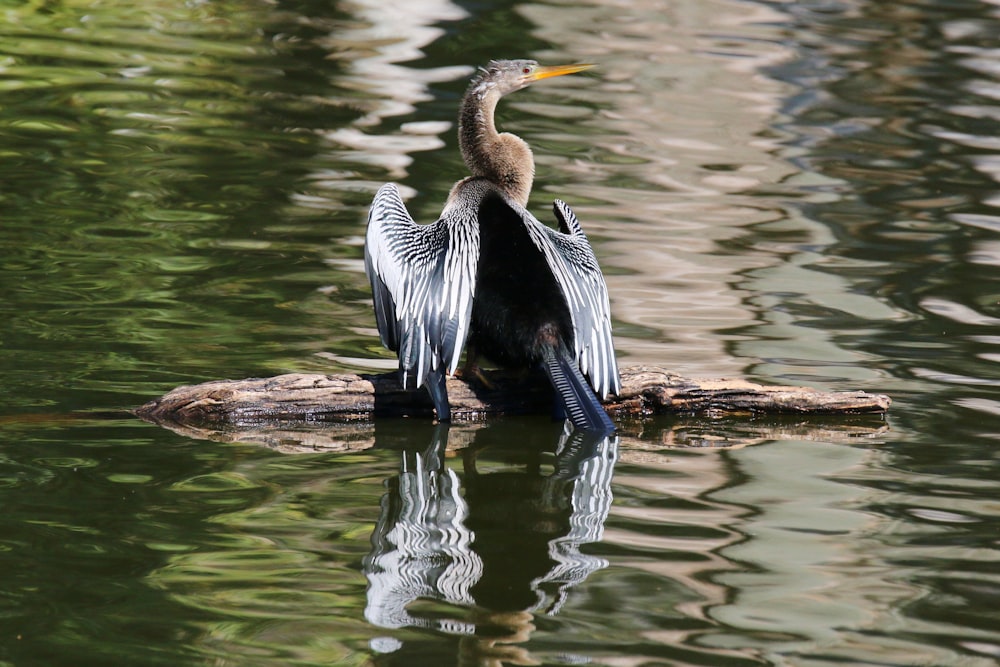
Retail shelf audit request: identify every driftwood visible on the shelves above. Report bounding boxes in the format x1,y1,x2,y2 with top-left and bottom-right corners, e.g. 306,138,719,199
133,366,890,451
135,365,889,427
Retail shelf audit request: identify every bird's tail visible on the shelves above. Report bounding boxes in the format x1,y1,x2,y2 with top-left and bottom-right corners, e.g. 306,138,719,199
542,348,616,434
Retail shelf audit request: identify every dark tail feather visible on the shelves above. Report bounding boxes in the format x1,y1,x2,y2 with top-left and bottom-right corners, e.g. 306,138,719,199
425,368,451,422
542,348,616,434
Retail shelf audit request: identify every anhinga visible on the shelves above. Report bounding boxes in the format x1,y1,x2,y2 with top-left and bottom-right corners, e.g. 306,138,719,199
365,59,620,433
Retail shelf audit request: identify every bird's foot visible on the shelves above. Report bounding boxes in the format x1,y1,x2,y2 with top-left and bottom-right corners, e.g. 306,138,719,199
458,361,496,389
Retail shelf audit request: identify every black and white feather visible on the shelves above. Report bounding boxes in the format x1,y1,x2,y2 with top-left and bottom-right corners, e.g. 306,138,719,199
364,183,478,392
529,198,621,399
365,181,619,410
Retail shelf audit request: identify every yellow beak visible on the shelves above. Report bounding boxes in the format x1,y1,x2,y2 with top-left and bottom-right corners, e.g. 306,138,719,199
528,63,595,82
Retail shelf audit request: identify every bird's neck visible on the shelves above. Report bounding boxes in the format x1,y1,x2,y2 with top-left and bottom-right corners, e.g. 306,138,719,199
459,85,534,207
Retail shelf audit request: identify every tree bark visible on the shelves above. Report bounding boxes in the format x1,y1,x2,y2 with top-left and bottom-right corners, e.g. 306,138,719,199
134,365,890,428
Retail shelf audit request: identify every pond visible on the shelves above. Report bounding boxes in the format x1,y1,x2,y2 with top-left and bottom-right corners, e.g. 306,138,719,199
1,0,999,665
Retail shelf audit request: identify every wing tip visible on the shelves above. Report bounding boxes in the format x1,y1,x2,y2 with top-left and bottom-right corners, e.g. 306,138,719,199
551,199,583,235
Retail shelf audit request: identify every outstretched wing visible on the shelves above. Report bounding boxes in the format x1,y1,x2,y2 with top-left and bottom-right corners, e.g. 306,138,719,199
518,196,620,399
364,183,478,390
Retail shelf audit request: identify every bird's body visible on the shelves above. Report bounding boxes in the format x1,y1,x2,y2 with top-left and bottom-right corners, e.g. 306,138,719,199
365,60,619,432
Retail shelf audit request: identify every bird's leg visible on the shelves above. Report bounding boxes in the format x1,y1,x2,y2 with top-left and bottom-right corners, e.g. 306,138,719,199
425,369,451,422
458,342,496,389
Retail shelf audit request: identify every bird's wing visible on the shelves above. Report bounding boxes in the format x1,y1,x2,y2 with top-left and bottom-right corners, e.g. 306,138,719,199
517,196,621,398
364,183,478,389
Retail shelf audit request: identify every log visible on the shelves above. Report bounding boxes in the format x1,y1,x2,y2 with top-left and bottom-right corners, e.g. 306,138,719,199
134,365,890,428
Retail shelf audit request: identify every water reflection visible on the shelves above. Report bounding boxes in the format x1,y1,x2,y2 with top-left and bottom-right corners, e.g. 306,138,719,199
363,424,615,650
755,0,1000,398
317,0,472,182
364,426,481,633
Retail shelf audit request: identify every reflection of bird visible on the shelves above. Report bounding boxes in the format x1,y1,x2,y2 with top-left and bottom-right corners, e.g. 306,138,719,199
363,427,481,633
365,59,619,432
363,423,617,637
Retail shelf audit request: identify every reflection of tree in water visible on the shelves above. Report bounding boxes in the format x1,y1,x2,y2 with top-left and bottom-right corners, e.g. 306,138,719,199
363,423,617,659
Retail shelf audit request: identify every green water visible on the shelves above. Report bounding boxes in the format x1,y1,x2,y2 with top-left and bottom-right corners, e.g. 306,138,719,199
2,0,999,665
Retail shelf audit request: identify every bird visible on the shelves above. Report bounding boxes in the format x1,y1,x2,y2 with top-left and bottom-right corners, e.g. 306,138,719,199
364,59,620,433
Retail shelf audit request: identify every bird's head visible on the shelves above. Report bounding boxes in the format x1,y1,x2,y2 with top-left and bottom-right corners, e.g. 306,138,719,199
472,59,594,97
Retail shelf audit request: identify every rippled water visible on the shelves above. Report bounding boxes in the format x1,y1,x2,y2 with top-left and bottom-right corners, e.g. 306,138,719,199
2,0,999,665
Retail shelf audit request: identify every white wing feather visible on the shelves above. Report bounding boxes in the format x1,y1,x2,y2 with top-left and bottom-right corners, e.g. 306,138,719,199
364,183,478,389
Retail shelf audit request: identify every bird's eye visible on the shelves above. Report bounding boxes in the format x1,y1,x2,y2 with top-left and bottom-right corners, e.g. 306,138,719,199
522,67,531,74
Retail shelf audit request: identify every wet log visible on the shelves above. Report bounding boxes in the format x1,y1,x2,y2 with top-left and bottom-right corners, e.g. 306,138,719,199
134,365,890,429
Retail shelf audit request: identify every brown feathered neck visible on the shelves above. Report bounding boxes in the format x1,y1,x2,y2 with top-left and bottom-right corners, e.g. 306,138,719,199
457,72,534,207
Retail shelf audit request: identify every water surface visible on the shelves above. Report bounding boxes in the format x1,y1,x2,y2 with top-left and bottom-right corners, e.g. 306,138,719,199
1,0,999,665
